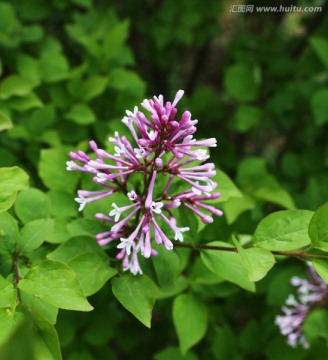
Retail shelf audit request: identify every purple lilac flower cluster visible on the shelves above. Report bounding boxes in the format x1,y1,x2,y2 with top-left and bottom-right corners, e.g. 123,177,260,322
275,264,328,348
67,90,222,275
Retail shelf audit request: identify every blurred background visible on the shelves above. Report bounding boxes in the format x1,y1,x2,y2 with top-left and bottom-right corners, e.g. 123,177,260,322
0,0,328,358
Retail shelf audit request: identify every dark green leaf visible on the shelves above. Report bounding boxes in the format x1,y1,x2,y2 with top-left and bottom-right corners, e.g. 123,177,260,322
173,294,207,354
112,274,159,328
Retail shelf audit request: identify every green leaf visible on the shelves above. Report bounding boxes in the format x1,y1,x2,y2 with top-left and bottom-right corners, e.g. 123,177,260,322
0,166,29,194
103,20,130,60
67,252,117,296
222,195,255,224
311,89,328,125
18,218,54,253
0,311,35,359
0,3,18,34
0,192,17,214
18,260,93,311
0,274,17,308
253,210,314,251
20,291,58,325
79,76,108,101
224,64,258,101
173,294,207,354
309,202,328,250
0,112,12,132
48,190,78,217
312,259,328,284
67,218,107,238
152,245,181,288
7,92,43,111
40,53,69,83
15,188,51,224
39,147,79,193
154,347,199,360
303,309,328,344
0,307,26,347
232,237,275,282
212,170,242,203
234,105,261,132
310,37,328,69
33,316,62,360
46,217,71,244
0,211,19,254
201,241,255,292
108,68,145,96
0,75,37,100
112,274,159,328
0,166,29,214
236,157,295,209
47,235,106,262
65,103,96,125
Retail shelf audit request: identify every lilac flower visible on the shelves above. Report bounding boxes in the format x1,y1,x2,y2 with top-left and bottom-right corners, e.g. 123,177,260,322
67,90,223,274
275,264,328,348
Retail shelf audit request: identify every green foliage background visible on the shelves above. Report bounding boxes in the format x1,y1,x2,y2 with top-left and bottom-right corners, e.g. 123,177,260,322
1,0,328,359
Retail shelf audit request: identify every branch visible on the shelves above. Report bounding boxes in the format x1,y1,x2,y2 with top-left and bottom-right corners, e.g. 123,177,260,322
174,242,328,260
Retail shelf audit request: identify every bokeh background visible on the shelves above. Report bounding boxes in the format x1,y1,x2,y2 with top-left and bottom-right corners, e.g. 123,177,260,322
1,0,328,359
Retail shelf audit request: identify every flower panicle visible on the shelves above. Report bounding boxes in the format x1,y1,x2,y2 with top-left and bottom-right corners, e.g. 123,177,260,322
275,264,328,349
67,90,222,274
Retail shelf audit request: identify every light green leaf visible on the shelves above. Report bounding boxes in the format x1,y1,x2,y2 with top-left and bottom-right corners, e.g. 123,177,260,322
303,309,328,344
67,218,107,238
0,211,19,254
311,89,328,125
33,316,62,360
0,112,12,132
0,166,29,194
18,260,93,311
201,241,255,292
173,294,207,355
0,192,17,214
39,147,79,193
253,210,314,251
0,309,33,357
0,274,17,308
112,274,159,328
47,235,106,262
0,307,26,347
18,218,54,253
67,252,117,296
310,37,328,69
312,259,328,284
232,237,275,282
309,202,328,250
20,291,58,325
15,188,51,224
47,217,73,244
0,75,37,100
65,104,96,125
